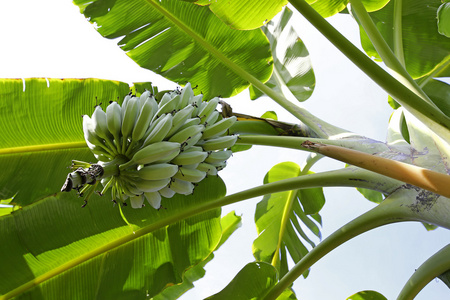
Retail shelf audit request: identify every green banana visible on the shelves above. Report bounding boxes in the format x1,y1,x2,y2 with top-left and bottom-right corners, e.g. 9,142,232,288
153,148,181,164
137,163,179,181
131,97,157,142
133,177,171,193
171,150,208,166
169,124,205,144
126,182,143,196
176,117,201,132
205,150,233,164
173,167,206,183
83,115,102,146
142,113,173,147
189,94,203,107
211,161,227,171
138,90,151,109
144,191,161,209
197,97,219,123
120,94,133,119
90,144,114,161
202,116,237,139
169,178,194,195
179,82,194,107
200,135,238,151
156,94,181,117
92,106,112,140
166,105,195,138
183,132,203,150
120,141,181,170
203,110,220,126
66,82,240,207
181,163,200,169
197,162,218,176
158,91,174,107
130,194,145,208
159,186,176,198
121,96,139,152
106,101,122,143
83,115,115,156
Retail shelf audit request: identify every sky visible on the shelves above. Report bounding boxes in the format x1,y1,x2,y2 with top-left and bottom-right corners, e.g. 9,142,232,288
0,0,449,299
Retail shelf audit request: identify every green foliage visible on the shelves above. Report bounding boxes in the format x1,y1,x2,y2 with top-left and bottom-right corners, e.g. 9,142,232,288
356,0,450,79
154,211,242,299
249,7,315,102
1,0,450,299
437,2,450,37
73,0,273,99
0,78,129,206
205,0,288,30
346,290,387,300
253,162,324,278
205,262,279,300
0,175,225,298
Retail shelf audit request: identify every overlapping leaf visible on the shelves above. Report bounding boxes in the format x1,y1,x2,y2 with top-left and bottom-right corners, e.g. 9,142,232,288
253,162,324,279
355,0,450,79
437,2,450,37
249,7,316,102
73,0,273,99
310,0,390,18
205,0,287,30
0,175,226,298
153,211,242,299
0,78,129,206
205,262,280,300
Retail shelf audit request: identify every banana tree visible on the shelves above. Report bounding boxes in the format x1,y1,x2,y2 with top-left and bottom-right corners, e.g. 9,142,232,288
1,0,449,299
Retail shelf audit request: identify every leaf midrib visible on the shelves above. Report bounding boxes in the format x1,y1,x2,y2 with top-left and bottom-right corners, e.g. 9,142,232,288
0,141,87,155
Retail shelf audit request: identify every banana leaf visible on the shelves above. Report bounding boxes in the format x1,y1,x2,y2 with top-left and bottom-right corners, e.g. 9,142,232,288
72,0,273,99
0,78,129,206
204,0,287,30
249,7,316,103
0,78,230,299
253,162,324,279
355,0,450,79
311,0,390,18
153,211,242,299
205,262,281,300
0,176,225,299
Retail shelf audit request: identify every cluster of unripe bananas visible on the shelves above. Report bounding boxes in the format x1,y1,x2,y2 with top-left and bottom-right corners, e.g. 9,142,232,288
61,83,237,209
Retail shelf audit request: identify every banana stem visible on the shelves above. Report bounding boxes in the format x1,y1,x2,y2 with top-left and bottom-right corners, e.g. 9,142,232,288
349,0,434,107
301,141,450,198
262,197,414,300
397,244,450,300
288,0,450,137
236,135,450,198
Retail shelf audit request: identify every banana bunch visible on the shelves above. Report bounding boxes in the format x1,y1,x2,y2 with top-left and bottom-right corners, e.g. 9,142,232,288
62,83,238,209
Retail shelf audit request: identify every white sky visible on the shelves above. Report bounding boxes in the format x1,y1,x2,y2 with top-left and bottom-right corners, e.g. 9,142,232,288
0,1,449,299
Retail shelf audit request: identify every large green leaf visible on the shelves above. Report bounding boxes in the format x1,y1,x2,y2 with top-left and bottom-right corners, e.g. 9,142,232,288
73,0,273,99
0,78,129,206
422,79,450,118
249,7,315,102
253,162,324,279
437,2,450,37
153,211,242,299
205,262,279,300
310,0,390,18
356,0,450,79
0,175,226,299
206,0,287,30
